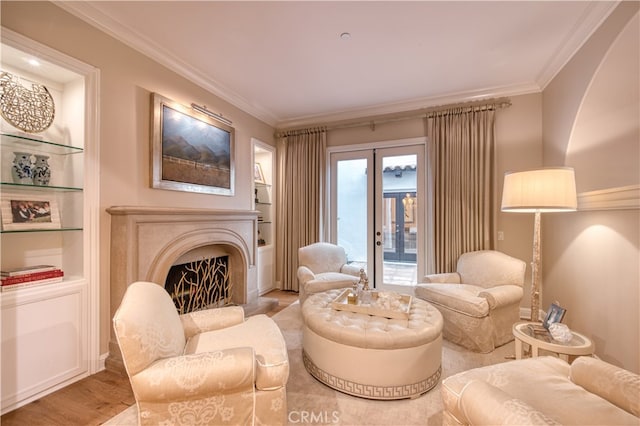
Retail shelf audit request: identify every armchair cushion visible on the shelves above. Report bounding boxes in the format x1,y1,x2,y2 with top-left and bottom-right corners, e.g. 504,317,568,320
460,380,559,425
478,285,524,310
415,284,489,317
184,314,289,391
180,305,245,340
443,356,640,425
132,347,255,401
422,272,461,284
570,356,640,417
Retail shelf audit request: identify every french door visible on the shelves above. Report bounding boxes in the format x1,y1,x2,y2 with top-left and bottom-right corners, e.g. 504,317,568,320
329,141,426,291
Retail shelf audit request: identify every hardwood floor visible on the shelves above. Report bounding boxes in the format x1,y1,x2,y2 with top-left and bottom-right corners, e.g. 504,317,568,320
0,289,299,426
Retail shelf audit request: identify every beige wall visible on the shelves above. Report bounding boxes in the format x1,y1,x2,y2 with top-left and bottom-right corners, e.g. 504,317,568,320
1,1,276,355
542,2,639,373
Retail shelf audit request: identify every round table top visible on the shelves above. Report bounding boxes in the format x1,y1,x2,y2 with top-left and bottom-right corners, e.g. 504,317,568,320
513,321,595,355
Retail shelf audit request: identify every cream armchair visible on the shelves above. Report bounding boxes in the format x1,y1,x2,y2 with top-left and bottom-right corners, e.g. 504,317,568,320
113,281,289,426
442,356,640,425
297,242,361,304
414,250,526,352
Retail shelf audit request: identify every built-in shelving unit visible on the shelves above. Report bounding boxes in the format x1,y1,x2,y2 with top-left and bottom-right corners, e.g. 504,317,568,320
253,138,275,295
0,29,99,415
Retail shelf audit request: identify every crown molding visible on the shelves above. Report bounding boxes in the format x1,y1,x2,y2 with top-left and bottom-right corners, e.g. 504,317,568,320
275,81,541,129
537,1,619,90
57,2,279,127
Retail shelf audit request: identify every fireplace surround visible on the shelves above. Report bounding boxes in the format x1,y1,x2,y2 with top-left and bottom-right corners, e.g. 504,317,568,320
105,206,259,371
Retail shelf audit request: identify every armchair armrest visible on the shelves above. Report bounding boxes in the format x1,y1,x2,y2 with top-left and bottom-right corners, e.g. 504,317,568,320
180,306,245,339
570,356,640,417
478,285,523,310
422,272,461,284
131,347,255,401
297,266,315,285
460,380,559,425
340,263,362,277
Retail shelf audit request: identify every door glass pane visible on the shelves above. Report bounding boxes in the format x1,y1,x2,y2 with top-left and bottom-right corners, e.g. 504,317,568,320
336,158,367,269
381,154,417,286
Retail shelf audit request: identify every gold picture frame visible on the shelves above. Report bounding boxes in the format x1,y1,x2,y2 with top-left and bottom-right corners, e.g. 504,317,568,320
151,93,235,195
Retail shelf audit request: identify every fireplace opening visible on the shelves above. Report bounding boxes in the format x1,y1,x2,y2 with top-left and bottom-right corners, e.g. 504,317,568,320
165,255,233,314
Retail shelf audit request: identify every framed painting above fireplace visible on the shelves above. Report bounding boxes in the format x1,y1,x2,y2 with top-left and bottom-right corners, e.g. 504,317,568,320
151,93,235,195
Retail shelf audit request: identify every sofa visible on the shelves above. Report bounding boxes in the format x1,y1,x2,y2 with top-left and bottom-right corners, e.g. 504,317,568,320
415,250,526,352
442,356,640,425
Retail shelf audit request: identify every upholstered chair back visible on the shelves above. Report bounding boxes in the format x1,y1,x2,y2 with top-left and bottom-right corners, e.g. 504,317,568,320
457,250,526,289
113,281,186,376
299,242,348,274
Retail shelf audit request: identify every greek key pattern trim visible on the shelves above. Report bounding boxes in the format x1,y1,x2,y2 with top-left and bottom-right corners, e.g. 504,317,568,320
302,349,441,400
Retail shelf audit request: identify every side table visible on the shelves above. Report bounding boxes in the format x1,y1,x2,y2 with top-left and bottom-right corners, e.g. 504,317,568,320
512,322,595,362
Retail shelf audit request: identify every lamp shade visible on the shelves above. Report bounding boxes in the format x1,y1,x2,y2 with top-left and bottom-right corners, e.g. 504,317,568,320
501,167,577,213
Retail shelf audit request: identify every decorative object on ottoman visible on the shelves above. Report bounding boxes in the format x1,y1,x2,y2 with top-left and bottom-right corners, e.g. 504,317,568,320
0,71,55,133
113,281,289,425
302,288,443,400
414,250,526,353
442,356,639,425
297,242,361,304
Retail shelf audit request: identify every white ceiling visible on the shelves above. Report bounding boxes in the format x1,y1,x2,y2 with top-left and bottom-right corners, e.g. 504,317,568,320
60,1,617,128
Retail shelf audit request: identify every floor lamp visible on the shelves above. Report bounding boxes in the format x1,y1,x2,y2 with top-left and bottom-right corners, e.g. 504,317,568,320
501,167,577,322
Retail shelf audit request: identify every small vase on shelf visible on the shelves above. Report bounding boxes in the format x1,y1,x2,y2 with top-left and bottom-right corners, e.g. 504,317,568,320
32,154,51,186
11,152,33,184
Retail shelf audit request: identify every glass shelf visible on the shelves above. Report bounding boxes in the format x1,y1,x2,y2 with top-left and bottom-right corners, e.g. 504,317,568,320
1,133,83,155
258,221,272,225
256,201,272,206
1,227,83,234
255,182,271,187
1,182,83,192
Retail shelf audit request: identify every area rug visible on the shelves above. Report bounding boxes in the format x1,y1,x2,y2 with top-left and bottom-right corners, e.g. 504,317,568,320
104,302,514,425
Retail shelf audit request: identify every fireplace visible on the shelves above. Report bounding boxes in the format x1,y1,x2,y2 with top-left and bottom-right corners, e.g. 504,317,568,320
105,206,259,371
166,254,231,314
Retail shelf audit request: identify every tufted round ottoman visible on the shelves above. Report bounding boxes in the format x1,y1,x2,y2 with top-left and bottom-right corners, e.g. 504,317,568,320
301,288,443,400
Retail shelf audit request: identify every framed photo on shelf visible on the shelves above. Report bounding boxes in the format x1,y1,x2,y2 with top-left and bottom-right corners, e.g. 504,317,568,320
254,162,265,184
543,302,566,329
151,93,235,196
1,192,61,231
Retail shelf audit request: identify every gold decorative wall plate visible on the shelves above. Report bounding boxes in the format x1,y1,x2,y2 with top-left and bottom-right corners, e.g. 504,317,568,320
0,72,55,133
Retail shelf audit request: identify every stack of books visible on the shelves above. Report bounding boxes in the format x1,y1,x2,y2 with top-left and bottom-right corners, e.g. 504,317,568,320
1,265,64,292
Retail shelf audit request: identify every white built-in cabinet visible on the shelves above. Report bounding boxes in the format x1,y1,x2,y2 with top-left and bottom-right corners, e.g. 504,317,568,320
0,29,99,414
252,138,275,295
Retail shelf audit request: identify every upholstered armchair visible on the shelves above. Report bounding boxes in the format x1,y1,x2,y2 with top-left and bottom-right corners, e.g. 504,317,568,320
442,356,640,425
297,242,361,304
414,250,526,352
113,281,289,426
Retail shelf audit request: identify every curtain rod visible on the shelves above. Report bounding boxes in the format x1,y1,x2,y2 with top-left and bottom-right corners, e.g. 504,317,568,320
275,97,511,137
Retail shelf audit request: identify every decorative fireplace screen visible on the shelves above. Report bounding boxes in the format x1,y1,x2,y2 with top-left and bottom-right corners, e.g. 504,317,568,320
165,256,232,314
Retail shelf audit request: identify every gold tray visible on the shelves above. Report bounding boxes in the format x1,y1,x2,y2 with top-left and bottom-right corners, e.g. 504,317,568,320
330,288,412,319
